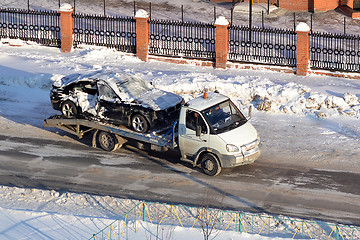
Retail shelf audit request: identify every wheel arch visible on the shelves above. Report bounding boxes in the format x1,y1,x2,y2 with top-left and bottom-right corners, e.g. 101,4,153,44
193,148,222,168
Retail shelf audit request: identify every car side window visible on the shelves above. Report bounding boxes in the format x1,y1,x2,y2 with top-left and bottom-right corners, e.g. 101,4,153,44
186,110,207,134
83,83,97,95
97,82,119,102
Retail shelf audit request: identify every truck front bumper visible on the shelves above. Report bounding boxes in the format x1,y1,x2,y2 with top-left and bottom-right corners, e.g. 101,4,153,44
220,146,261,168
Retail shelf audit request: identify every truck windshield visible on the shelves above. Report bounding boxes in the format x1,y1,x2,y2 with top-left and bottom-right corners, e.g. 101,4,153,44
202,100,247,134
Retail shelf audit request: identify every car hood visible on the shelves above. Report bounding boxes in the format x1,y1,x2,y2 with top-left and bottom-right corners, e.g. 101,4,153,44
218,121,258,146
136,89,183,111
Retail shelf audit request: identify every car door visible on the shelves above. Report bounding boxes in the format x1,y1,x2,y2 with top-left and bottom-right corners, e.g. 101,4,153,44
179,109,209,160
96,81,126,125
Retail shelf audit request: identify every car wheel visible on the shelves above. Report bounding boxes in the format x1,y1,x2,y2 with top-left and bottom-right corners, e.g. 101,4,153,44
61,100,78,118
131,114,149,133
201,153,221,176
97,131,117,152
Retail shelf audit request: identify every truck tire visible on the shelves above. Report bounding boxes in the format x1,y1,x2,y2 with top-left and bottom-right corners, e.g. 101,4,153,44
201,153,221,176
97,131,117,152
61,100,78,118
131,114,149,133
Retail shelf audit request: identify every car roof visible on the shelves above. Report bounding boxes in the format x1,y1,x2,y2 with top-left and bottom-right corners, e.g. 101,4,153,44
56,71,141,88
187,92,229,111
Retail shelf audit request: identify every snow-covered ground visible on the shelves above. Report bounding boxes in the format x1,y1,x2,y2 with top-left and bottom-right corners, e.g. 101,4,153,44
0,186,295,240
0,36,359,238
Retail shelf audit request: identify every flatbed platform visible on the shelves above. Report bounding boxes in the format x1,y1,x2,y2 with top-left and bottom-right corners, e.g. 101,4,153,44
43,116,178,150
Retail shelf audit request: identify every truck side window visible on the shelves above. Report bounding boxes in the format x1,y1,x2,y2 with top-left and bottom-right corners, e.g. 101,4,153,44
186,110,207,134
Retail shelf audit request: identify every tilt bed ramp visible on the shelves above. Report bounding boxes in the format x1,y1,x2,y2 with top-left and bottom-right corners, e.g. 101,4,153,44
43,115,177,152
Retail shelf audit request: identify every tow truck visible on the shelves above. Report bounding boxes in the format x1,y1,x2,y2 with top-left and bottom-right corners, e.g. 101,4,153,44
44,92,260,176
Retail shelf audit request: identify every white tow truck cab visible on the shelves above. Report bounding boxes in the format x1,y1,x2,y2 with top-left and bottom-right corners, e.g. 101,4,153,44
44,92,260,176
178,92,260,176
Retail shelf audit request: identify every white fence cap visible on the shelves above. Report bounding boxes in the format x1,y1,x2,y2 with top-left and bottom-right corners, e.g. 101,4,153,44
215,16,229,26
59,3,73,12
135,9,149,18
296,22,311,32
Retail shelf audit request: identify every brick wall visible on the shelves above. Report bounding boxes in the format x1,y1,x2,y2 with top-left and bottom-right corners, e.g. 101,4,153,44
211,0,346,11
314,0,341,11
279,0,309,11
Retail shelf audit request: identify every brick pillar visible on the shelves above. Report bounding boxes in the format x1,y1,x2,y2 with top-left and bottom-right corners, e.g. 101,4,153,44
296,23,311,76
214,16,230,69
59,3,74,53
135,10,150,62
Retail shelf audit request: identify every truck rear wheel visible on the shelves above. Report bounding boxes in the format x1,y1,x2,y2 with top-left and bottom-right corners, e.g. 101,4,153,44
201,153,221,176
97,131,117,152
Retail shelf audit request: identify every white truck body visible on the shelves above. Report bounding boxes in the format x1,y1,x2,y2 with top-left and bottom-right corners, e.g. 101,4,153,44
44,92,260,176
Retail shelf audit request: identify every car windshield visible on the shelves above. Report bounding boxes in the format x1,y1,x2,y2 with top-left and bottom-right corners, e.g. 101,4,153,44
202,100,247,134
115,76,151,99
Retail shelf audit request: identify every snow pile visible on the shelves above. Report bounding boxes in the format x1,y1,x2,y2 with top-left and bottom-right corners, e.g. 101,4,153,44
149,72,360,119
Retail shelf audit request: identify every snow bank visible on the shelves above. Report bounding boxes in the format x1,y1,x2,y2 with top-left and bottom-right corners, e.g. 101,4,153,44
150,72,360,119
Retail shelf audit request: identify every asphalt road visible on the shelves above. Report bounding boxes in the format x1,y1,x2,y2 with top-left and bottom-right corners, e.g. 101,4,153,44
0,132,359,226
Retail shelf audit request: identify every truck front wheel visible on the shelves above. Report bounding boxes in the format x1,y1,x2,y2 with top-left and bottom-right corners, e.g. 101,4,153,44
201,153,221,176
97,131,117,152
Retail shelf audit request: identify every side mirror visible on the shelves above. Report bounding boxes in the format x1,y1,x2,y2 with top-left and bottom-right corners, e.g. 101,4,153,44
196,125,202,137
248,105,252,120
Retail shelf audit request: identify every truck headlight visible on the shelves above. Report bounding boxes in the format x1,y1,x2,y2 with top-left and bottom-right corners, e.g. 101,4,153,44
226,144,239,152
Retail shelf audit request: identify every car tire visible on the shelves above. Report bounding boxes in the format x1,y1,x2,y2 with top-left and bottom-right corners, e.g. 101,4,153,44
97,131,117,152
131,114,149,133
61,100,78,118
201,153,221,176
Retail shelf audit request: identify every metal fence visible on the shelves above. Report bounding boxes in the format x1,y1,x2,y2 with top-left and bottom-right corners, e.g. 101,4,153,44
310,31,360,73
0,8,60,47
73,13,136,53
149,19,216,61
90,200,360,240
228,25,297,67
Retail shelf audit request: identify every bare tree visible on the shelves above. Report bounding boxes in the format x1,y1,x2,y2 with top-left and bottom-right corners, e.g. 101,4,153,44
196,189,225,240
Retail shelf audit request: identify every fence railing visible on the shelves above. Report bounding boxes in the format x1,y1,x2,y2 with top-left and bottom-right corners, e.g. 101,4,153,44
228,25,297,67
149,19,216,61
90,200,360,240
73,13,136,53
0,8,60,47
310,31,360,72
1,7,360,74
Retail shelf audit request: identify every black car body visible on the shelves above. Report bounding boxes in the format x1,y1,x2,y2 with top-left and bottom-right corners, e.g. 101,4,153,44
50,71,184,133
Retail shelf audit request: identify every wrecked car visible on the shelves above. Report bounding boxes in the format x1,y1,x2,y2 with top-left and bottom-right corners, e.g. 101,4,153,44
50,71,184,133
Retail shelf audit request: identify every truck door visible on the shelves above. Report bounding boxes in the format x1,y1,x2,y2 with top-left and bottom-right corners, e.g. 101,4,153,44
179,109,209,160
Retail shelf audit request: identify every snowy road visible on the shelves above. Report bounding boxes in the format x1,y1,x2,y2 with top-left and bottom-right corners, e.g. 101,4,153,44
1,130,359,226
